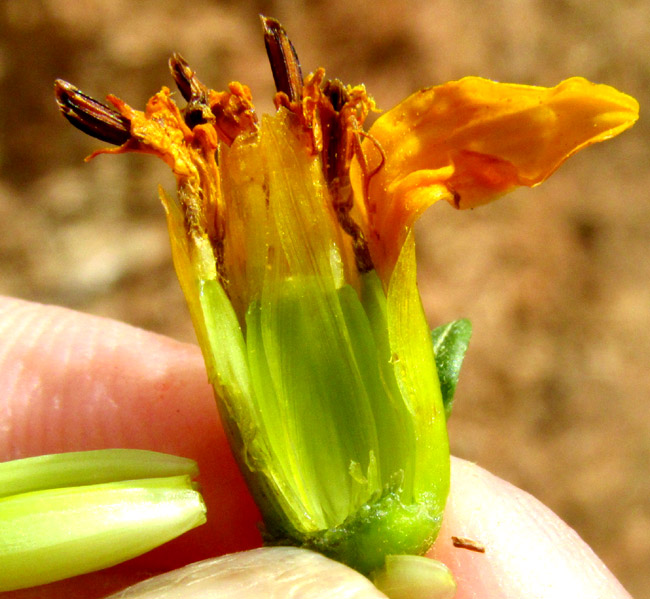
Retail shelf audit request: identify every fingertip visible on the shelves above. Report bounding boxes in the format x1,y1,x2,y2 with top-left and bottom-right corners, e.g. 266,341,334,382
429,457,631,599
0,297,261,587
105,548,388,599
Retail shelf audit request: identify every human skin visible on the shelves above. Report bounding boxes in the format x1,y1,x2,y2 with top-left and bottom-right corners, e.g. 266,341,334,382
0,296,632,599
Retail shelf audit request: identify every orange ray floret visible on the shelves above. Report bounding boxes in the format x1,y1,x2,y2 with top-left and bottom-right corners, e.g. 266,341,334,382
355,76,639,279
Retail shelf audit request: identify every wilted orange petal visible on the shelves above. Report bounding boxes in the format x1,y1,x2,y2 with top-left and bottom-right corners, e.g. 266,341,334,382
358,76,638,277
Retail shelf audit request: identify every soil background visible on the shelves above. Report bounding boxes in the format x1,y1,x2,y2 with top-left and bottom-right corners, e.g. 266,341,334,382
0,0,648,596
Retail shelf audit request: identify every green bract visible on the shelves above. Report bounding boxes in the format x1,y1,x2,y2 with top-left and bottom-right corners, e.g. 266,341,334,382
431,319,473,419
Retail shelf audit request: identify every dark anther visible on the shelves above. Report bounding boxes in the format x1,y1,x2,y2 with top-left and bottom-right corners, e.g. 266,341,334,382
260,15,303,103
322,79,351,183
168,53,214,129
54,79,131,146
323,79,349,113
169,53,196,102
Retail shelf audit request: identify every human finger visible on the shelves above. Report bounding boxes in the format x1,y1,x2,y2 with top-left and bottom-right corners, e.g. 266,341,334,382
429,457,631,599
0,296,260,598
104,547,388,599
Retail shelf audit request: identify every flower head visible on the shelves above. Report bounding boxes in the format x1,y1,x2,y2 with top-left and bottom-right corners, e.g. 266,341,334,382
54,15,638,581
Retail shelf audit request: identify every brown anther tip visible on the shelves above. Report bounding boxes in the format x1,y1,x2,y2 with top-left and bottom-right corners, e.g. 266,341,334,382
260,15,303,103
169,53,195,102
167,54,214,129
54,79,131,146
259,15,283,36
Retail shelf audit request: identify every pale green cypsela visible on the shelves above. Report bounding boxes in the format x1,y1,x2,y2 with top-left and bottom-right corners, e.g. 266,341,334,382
0,450,206,591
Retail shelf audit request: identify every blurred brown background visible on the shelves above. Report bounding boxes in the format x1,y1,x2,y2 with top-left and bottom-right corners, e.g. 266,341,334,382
0,0,648,596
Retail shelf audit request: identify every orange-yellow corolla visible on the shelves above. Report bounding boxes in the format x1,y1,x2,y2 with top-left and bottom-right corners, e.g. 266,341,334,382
354,76,638,278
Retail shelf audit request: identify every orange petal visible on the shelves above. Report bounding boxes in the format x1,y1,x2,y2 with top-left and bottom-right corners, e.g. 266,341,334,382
357,76,638,276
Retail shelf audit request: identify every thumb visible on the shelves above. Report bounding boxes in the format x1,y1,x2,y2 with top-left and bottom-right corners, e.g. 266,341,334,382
105,547,388,599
